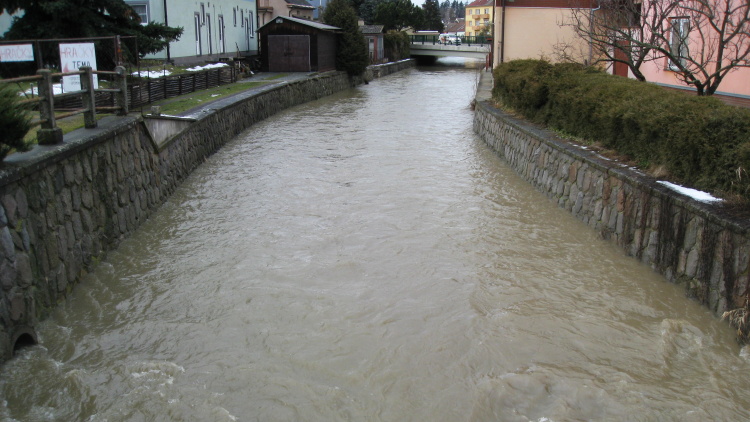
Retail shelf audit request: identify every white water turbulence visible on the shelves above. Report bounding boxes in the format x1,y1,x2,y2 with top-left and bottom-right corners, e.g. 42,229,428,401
1,58,750,421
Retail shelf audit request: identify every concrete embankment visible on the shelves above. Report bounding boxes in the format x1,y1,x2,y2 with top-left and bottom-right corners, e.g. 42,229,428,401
473,70,750,321
0,59,415,362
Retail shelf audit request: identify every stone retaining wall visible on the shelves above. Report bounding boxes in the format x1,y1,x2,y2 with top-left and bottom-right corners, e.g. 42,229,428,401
0,60,415,362
474,99,750,321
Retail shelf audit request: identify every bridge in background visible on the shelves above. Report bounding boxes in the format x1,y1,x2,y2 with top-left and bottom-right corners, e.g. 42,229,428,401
409,36,492,60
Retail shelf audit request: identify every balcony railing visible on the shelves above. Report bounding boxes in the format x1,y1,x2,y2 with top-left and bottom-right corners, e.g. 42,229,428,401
258,0,273,10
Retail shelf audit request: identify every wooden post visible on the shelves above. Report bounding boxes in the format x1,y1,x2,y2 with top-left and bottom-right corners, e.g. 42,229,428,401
115,66,128,115
36,69,63,145
80,66,97,128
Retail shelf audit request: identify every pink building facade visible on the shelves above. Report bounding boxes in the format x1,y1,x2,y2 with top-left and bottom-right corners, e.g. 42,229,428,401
635,0,750,104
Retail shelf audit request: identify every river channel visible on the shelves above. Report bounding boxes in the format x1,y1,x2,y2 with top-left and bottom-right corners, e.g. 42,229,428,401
2,60,750,421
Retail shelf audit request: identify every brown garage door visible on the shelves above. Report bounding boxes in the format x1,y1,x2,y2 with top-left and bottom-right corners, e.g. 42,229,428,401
268,35,311,72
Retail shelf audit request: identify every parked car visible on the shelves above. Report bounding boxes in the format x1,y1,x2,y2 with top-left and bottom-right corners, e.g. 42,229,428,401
439,34,461,45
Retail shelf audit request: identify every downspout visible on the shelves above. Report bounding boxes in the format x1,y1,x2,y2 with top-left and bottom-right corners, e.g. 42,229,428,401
164,0,171,63
588,1,601,65
500,0,506,63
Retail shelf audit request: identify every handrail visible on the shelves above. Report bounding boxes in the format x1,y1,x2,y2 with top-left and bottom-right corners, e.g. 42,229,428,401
0,65,129,144
409,35,491,47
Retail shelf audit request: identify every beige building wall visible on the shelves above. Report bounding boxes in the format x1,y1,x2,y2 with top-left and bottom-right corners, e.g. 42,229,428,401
493,7,590,66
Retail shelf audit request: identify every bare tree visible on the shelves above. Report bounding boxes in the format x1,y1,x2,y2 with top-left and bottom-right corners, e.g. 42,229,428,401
651,0,750,95
564,0,750,95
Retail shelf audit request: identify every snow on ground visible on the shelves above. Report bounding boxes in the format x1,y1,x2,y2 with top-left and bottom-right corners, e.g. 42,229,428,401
131,63,228,78
21,83,63,96
132,70,172,78
186,63,228,72
657,181,722,203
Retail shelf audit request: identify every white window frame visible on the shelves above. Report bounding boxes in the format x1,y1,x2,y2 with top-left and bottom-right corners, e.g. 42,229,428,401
195,12,202,55
248,11,254,36
669,17,690,71
125,1,149,25
219,15,226,53
207,13,213,54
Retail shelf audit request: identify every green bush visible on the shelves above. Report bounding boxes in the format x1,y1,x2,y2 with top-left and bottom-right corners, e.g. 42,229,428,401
0,85,32,160
492,60,750,198
322,0,369,76
384,31,410,61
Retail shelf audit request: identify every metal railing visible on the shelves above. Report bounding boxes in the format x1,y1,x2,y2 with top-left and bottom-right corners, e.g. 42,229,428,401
2,66,128,145
409,35,491,47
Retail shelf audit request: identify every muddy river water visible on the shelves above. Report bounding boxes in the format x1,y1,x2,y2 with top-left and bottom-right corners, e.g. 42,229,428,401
1,60,749,421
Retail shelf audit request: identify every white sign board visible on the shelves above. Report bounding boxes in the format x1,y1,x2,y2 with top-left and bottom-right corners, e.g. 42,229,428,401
0,44,34,62
59,43,98,92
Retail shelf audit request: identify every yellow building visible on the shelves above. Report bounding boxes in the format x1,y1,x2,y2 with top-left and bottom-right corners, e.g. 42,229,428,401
465,0,494,37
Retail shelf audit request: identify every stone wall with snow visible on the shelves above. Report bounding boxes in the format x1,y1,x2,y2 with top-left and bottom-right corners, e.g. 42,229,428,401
474,100,750,318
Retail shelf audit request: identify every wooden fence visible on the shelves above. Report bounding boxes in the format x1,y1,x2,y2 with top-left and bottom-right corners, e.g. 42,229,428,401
55,65,236,110
3,66,128,144
127,66,236,109
3,64,236,144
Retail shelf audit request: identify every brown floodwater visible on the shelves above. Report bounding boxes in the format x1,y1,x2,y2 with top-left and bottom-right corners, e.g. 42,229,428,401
1,59,749,421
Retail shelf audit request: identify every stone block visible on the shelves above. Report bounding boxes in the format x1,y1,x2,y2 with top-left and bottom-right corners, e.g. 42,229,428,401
15,253,32,288
0,227,14,260
9,291,25,321
64,162,76,185
56,263,67,293
685,248,699,278
0,259,16,291
1,194,16,228
71,186,81,212
15,190,28,220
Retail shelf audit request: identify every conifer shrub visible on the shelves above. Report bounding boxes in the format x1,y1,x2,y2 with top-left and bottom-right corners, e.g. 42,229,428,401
492,60,750,199
0,85,32,160
322,0,369,76
384,31,410,61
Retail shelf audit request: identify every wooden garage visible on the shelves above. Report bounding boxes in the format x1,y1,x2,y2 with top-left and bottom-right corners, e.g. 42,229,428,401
258,16,340,72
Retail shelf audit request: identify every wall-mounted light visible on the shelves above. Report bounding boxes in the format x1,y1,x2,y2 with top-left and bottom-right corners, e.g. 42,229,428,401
276,17,283,24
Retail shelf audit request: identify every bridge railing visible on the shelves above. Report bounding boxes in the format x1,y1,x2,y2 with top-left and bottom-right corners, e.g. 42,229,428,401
409,35,491,47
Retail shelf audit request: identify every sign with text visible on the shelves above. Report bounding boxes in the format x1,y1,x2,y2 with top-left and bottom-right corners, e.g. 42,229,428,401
0,44,34,62
59,43,98,92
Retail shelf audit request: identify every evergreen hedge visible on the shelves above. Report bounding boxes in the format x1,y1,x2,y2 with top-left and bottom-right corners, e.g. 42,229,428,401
0,85,32,160
492,60,750,199
384,31,410,62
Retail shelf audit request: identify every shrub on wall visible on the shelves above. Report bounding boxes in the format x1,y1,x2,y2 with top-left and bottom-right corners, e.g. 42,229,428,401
0,85,32,160
384,31,410,61
492,60,750,199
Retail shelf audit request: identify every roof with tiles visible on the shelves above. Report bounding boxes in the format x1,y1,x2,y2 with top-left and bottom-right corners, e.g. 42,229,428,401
360,25,385,34
466,0,493,7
